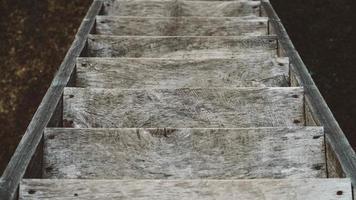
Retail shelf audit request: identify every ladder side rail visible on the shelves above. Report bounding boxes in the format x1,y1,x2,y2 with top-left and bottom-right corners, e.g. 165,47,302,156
0,1,103,199
261,0,356,190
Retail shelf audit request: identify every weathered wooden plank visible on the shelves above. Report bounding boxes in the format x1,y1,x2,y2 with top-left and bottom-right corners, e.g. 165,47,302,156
20,179,352,200
87,35,277,58
96,16,268,36
63,87,304,128
103,0,261,17
43,127,325,179
76,57,289,88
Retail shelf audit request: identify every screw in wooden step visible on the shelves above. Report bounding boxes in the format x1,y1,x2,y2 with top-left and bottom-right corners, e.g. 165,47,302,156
336,190,343,195
293,119,301,124
48,134,55,140
313,135,322,139
45,166,53,173
28,189,36,194
312,164,323,170
63,119,74,127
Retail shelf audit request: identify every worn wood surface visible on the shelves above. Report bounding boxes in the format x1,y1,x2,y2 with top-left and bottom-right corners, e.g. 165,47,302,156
20,179,352,200
326,139,346,178
43,127,325,179
4,0,353,200
63,87,305,128
76,57,289,88
103,0,261,17
87,35,278,58
96,16,268,36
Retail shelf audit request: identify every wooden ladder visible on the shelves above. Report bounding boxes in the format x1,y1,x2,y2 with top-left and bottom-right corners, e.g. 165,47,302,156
19,0,353,199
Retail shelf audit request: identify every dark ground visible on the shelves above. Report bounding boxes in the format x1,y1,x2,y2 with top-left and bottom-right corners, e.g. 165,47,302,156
0,0,355,175
0,0,91,174
271,0,356,146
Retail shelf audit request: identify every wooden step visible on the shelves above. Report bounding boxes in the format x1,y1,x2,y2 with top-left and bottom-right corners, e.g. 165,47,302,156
103,0,261,17
76,57,289,88
95,16,268,36
20,179,352,200
43,127,325,179
87,35,277,58
63,87,304,128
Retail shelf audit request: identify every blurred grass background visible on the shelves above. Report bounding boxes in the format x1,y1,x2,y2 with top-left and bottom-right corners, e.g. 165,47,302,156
0,0,91,173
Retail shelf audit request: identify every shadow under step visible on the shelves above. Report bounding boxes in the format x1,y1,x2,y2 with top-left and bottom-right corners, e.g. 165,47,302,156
63,87,304,128
102,0,261,17
95,16,268,36
87,35,277,58
42,127,325,179
20,179,352,200
76,57,289,88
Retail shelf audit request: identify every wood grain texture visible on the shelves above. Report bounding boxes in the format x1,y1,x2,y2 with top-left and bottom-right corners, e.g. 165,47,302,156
326,139,346,178
63,87,304,128
95,16,268,36
76,57,290,88
42,127,325,179
20,179,352,200
87,35,278,58
103,0,261,17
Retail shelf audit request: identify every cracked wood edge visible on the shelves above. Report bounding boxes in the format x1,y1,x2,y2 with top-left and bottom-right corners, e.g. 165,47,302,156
20,179,352,200
43,127,326,179
87,35,278,58
103,0,261,17
63,87,305,128
43,127,325,179
95,16,268,36
76,57,289,88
